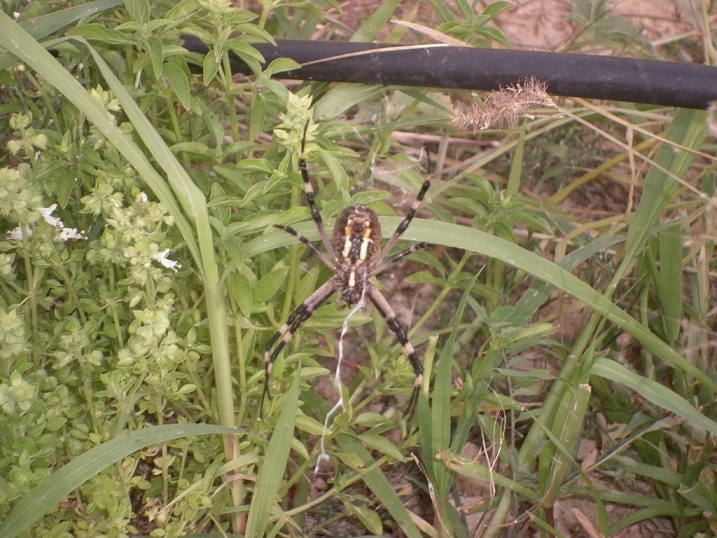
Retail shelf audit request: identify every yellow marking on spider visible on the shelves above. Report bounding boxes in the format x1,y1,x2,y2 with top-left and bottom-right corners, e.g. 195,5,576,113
342,218,353,258
360,229,373,261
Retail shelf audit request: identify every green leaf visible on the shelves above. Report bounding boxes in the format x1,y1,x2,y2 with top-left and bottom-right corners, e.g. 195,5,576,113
476,26,512,48
225,38,264,76
437,449,539,500
55,170,77,208
1,11,237,449
147,34,164,78
203,49,220,84
123,0,150,25
249,92,266,139
266,57,300,75
170,141,214,157
229,272,253,318
351,503,383,535
163,61,191,110
294,413,325,435
358,432,406,461
254,266,289,302
481,0,514,17
67,24,136,45
418,271,479,510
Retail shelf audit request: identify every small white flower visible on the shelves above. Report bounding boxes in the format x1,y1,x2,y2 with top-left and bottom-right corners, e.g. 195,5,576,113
39,204,62,227
6,226,29,240
37,205,86,242
153,249,181,272
59,228,86,241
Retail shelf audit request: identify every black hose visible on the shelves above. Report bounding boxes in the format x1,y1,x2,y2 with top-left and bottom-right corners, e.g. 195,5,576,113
181,35,717,110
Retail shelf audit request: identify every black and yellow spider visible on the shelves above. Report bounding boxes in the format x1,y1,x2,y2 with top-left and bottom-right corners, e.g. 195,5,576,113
263,140,430,412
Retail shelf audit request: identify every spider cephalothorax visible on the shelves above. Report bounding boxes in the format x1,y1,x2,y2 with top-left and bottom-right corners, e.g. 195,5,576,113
262,142,430,414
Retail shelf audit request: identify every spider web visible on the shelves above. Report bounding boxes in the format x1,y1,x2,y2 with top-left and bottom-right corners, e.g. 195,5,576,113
314,273,368,475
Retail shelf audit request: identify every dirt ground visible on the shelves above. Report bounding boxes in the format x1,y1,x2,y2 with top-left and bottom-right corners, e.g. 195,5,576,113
495,0,692,52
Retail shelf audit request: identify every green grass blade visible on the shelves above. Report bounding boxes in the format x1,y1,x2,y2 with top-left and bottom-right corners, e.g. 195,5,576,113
624,108,706,256
0,1,122,70
542,383,592,508
19,0,122,38
246,367,301,538
314,84,385,120
437,450,539,500
656,221,683,343
350,0,398,42
0,424,243,538
512,234,626,325
591,358,717,436
424,273,479,495
335,434,422,538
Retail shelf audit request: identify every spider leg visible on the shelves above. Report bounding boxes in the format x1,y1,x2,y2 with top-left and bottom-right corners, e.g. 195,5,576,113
274,224,338,270
375,242,430,274
299,156,338,262
366,285,423,414
262,279,338,414
374,180,430,264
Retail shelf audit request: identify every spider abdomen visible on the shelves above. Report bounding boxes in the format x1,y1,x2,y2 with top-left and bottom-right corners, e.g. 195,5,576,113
333,205,382,265
336,263,369,304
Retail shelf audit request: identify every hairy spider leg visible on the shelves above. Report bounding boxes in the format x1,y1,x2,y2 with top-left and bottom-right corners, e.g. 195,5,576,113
274,224,338,270
373,180,430,266
366,286,424,414
298,156,337,262
376,242,430,274
262,279,338,412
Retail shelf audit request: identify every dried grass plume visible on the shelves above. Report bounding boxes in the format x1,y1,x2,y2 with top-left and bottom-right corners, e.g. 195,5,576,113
452,77,554,131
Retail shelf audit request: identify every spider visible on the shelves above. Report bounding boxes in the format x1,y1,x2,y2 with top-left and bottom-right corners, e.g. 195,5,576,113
262,141,430,414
